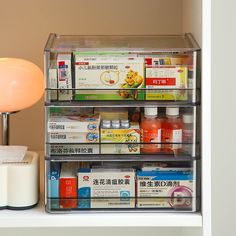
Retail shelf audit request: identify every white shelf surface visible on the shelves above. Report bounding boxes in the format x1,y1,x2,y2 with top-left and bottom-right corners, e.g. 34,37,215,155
0,151,202,228
0,200,202,227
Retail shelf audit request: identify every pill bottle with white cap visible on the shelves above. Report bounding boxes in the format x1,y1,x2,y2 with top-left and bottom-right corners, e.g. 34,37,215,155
182,114,194,154
161,107,183,154
140,107,161,153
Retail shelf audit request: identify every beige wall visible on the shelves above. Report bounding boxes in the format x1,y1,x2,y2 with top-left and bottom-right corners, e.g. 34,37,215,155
0,0,183,150
183,0,202,46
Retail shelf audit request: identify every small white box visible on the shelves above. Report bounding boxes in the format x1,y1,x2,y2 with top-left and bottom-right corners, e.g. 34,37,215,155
48,132,99,143
48,60,58,100
48,114,100,132
78,168,135,198
57,54,72,100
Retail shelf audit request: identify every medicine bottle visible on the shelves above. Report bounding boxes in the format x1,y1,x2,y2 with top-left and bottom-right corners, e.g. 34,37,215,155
140,107,162,153
182,114,194,155
161,107,183,154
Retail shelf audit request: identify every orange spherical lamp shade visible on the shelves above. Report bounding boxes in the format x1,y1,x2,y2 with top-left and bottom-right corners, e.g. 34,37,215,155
0,58,44,113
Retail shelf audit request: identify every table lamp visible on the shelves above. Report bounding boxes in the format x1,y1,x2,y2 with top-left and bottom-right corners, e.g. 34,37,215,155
0,58,44,209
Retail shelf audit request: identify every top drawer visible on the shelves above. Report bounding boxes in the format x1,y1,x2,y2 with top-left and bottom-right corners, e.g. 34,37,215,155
44,34,200,106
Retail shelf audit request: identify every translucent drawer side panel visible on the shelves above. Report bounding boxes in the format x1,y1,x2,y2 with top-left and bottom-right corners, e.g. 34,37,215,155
45,160,199,213
45,106,200,159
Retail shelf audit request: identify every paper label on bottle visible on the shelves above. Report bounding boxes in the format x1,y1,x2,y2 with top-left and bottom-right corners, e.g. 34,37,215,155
141,128,161,149
162,129,182,151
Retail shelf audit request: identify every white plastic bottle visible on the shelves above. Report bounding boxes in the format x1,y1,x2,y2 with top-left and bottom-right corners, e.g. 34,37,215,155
182,114,194,155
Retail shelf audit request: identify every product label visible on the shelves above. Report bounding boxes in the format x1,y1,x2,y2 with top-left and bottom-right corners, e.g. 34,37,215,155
141,128,161,150
161,129,182,151
49,144,99,155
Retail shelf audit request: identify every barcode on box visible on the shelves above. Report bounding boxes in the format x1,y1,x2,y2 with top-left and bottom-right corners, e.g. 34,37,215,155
50,134,66,139
49,124,65,130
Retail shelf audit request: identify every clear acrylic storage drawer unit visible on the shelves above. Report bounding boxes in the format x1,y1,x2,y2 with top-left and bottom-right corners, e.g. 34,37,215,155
44,33,201,213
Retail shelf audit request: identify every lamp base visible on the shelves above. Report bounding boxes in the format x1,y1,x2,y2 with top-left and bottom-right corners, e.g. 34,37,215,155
1,111,19,145
0,151,39,209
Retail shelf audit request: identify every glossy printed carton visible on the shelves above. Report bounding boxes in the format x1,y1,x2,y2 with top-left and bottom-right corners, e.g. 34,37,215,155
100,122,140,154
145,66,188,100
74,54,145,100
137,170,195,198
47,114,100,133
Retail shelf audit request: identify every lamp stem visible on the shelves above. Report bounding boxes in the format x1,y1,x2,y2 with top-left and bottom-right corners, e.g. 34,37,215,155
2,112,10,145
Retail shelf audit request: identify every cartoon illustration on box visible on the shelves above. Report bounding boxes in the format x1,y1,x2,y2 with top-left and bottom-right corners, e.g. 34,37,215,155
118,69,144,100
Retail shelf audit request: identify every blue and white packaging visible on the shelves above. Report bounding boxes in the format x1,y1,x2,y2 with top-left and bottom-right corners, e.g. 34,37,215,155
78,168,135,208
136,170,195,210
48,162,61,198
137,170,194,198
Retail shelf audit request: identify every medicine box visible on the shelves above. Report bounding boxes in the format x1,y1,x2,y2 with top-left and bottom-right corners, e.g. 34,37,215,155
48,162,61,198
136,170,194,198
74,54,145,100
145,65,188,100
78,168,135,200
94,107,128,120
141,163,192,172
48,114,100,132
100,122,140,154
59,162,78,209
57,54,72,101
48,132,99,143
48,60,58,100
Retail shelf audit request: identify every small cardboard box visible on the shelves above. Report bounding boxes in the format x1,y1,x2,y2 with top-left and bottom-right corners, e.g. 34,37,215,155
48,132,99,143
137,170,194,198
48,114,100,132
57,53,72,101
100,122,140,154
59,162,78,209
78,168,136,199
145,66,188,100
48,60,58,100
74,55,145,100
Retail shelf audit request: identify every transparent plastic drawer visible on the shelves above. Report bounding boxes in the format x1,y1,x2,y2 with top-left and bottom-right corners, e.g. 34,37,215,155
45,106,200,160
45,160,199,212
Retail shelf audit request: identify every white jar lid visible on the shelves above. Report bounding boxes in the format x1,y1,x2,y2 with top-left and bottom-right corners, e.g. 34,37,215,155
166,107,179,116
183,114,193,123
144,107,158,116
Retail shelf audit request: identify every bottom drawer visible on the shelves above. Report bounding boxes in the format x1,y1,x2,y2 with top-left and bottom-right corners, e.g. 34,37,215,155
45,160,200,213
46,197,198,212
